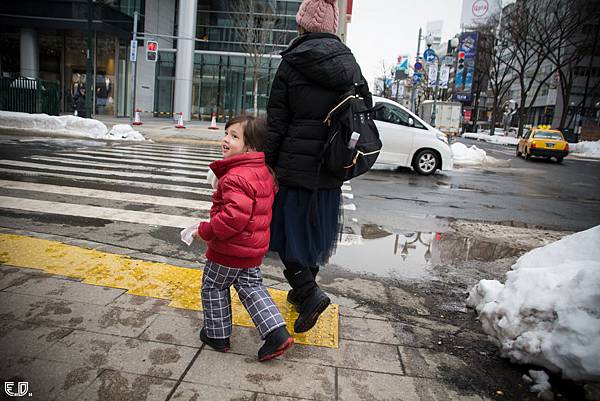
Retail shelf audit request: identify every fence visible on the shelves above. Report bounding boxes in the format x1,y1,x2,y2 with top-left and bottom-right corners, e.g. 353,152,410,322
0,77,60,115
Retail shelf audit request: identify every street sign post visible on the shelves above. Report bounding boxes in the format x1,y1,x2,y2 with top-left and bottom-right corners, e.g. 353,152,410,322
423,48,436,63
414,61,423,71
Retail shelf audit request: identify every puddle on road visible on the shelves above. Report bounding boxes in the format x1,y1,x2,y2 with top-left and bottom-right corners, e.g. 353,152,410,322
329,224,523,280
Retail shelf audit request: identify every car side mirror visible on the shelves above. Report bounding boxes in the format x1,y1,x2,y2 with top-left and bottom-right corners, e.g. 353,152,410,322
408,117,414,127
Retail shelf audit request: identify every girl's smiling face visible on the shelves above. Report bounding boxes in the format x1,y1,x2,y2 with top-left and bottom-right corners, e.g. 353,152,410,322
222,122,248,158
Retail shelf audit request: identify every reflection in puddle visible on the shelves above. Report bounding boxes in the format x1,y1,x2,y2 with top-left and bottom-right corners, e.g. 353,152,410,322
330,226,523,280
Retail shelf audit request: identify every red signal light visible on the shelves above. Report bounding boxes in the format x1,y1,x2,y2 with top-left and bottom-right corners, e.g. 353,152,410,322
147,42,157,51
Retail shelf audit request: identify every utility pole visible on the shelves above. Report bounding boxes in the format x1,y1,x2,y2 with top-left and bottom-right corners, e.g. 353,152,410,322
431,55,441,127
411,27,422,113
85,0,93,118
129,11,138,124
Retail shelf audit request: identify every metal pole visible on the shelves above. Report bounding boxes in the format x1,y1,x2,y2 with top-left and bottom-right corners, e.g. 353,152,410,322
411,27,422,112
85,0,93,118
129,11,138,124
431,56,440,126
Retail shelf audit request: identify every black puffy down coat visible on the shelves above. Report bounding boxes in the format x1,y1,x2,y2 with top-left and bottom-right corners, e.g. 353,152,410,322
265,32,372,189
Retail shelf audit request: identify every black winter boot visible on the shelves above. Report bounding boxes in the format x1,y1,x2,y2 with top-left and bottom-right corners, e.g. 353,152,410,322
283,263,317,310
258,326,294,362
200,327,230,352
294,286,331,333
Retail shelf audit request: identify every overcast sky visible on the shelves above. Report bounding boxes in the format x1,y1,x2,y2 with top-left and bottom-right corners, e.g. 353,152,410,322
347,0,463,87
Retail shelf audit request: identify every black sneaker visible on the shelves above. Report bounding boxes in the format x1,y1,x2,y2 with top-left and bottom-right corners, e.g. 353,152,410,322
258,326,294,362
200,327,230,352
293,287,331,333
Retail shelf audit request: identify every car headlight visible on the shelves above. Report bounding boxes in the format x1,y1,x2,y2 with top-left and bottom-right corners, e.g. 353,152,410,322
436,133,448,144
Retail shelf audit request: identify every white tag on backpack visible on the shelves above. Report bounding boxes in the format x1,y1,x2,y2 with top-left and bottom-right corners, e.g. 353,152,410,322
348,131,360,149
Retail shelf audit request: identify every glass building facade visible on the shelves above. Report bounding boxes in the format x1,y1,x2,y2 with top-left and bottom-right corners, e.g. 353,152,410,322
0,0,143,116
154,0,301,120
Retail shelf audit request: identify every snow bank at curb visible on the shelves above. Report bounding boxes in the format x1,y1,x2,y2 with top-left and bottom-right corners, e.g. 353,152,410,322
462,132,519,146
451,142,509,167
0,111,145,141
571,140,600,158
466,225,600,381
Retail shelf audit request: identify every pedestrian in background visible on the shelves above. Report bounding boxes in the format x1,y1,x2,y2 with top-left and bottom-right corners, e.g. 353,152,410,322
194,115,294,362
265,0,372,333
72,84,87,118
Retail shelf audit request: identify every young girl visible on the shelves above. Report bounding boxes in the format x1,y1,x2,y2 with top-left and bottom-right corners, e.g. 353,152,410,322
195,115,293,362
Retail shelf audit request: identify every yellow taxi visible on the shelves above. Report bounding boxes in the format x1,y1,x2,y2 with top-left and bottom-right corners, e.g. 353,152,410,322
516,125,569,163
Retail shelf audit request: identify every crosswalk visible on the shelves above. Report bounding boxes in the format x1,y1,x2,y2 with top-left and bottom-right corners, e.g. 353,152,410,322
0,142,220,230
0,141,360,240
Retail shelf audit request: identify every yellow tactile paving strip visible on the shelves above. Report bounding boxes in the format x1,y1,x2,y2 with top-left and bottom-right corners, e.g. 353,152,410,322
0,234,338,348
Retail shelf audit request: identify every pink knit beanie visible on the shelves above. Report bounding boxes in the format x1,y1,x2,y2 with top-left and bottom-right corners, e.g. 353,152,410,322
296,0,339,34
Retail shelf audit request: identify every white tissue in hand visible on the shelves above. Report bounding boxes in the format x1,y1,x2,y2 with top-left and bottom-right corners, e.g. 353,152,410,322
180,224,198,246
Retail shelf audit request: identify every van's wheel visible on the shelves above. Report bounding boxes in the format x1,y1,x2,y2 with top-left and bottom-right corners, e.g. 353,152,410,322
516,148,522,157
556,157,563,163
524,149,531,160
413,150,439,175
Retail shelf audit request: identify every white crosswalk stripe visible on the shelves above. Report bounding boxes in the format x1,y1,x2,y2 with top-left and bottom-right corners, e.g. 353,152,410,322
0,143,220,229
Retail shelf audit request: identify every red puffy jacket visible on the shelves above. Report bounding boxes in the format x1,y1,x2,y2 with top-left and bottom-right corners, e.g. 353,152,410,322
198,152,276,268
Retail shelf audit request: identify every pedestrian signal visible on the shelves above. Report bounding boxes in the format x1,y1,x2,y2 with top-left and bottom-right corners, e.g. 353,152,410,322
146,40,158,62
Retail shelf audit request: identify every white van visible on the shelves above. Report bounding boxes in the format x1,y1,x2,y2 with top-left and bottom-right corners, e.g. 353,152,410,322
373,96,453,175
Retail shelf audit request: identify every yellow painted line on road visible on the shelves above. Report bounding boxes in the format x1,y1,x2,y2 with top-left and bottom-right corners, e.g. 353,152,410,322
0,234,338,348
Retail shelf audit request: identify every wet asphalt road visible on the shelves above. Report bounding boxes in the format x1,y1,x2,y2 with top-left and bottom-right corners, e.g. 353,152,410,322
353,137,600,233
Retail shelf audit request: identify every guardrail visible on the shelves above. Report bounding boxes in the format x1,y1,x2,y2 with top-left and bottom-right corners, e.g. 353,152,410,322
0,77,60,115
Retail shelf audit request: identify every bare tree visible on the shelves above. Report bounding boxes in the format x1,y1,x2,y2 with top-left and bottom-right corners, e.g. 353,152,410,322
231,0,281,116
476,15,518,135
377,59,393,98
503,0,564,137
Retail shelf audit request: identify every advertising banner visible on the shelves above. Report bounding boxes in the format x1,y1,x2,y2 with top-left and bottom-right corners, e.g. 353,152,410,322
439,66,450,89
427,63,438,88
460,0,501,27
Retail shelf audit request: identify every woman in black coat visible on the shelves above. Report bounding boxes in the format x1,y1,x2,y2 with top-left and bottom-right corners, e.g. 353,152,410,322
265,0,371,333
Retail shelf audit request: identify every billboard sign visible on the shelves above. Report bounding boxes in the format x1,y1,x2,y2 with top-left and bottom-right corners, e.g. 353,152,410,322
460,0,501,27
426,20,444,46
439,66,450,89
427,63,438,88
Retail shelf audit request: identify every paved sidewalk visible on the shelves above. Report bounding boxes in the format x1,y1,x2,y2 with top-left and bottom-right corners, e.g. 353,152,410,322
94,115,224,145
0,228,492,401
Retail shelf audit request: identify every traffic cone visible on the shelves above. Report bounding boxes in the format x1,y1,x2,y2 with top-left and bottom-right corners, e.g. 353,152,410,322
208,112,219,130
133,108,143,125
175,112,186,129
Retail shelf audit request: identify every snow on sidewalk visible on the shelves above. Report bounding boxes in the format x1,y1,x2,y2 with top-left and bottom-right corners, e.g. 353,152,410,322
462,132,519,146
467,225,600,381
0,111,145,141
570,140,600,158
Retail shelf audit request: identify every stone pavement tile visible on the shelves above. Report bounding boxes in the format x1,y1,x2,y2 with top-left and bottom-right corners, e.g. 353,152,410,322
171,382,255,401
287,338,404,375
0,265,49,288
42,331,198,380
340,315,398,344
339,307,388,321
399,346,469,379
0,319,72,359
337,368,485,401
4,358,98,401
183,349,336,400
78,369,177,401
327,292,360,309
256,394,314,401
108,293,199,319
3,275,125,306
0,291,157,338
139,313,203,347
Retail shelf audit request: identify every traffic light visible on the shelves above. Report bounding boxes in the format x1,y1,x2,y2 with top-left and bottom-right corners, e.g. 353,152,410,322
457,51,465,73
146,40,158,62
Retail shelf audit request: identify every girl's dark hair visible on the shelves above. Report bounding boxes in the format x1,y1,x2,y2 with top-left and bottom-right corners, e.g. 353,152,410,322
225,115,267,151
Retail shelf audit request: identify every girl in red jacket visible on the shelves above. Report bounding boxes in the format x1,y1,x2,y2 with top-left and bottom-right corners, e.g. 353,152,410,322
195,115,293,361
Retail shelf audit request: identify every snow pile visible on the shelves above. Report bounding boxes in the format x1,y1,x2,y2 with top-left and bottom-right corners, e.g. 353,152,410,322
571,140,600,158
451,142,509,167
463,132,519,146
467,225,600,381
0,111,145,141
0,111,108,138
106,124,145,141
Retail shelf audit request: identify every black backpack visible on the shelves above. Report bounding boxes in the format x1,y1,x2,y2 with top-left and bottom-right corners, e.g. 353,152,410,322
321,78,383,181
